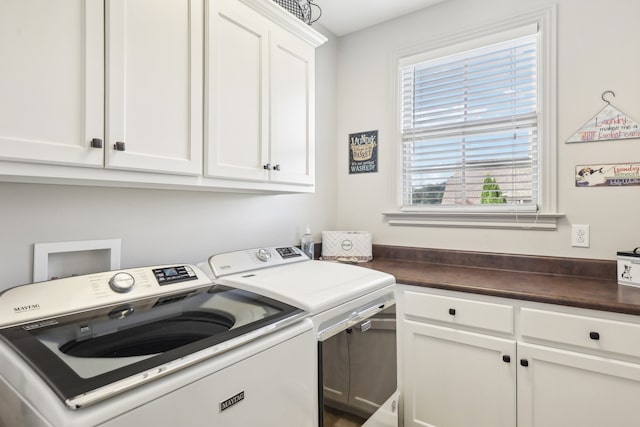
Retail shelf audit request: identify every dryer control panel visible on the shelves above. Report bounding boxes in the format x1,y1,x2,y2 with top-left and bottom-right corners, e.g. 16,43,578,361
208,246,309,278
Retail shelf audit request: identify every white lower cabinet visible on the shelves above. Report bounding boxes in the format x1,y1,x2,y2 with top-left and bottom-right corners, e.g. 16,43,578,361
517,343,640,427
400,285,640,427
403,321,516,427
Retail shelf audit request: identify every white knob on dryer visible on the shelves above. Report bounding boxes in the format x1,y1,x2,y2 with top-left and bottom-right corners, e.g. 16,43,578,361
109,272,135,293
256,248,272,262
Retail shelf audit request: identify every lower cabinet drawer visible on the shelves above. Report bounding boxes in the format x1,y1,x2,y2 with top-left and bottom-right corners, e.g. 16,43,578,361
403,291,514,334
521,307,640,359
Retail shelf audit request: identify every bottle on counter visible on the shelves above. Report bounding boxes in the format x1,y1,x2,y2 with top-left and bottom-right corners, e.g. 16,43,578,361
301,225,314,260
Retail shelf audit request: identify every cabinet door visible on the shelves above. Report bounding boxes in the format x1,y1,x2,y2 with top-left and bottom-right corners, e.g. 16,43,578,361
403,320,516,427
0,0,104,167
105,0,203,175
518,342,640,427
205,0,269,182
269,27,315,186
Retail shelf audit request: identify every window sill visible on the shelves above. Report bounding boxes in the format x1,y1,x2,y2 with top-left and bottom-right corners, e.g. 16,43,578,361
382,210,565,230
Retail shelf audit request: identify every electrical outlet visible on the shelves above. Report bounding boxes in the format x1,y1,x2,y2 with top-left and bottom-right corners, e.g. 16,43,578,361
571,224,590,248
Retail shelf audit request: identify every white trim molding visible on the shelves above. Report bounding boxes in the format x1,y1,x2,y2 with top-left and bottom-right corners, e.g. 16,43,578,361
383,211,564,230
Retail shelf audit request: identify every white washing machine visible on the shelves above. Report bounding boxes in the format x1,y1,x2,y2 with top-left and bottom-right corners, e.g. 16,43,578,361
0,264,316,427
207,246,399,427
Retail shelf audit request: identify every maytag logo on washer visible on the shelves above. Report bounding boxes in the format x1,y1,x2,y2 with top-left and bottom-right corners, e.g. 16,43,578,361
220,391,245,412
13,303,41,314
341,239,353,251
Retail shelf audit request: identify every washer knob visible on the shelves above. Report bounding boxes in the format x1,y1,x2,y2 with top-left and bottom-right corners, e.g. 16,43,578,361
256,248,272,262
109,272,135,293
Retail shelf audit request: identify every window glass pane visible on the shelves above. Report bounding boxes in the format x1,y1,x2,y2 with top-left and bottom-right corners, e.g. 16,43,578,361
401,31,538,209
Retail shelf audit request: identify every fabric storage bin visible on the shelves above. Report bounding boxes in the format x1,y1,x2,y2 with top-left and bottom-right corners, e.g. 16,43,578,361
618,248,640,287
322,231,372,262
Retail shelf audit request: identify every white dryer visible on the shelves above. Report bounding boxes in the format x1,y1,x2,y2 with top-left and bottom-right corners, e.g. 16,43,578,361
208,246,399,427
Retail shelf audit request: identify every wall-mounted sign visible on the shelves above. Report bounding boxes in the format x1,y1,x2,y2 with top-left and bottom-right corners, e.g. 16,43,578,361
349,130,378,174
567,93,640,143
575,163,640,187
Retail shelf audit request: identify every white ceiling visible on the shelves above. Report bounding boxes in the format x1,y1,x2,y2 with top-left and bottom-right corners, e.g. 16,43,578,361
312,0,448,37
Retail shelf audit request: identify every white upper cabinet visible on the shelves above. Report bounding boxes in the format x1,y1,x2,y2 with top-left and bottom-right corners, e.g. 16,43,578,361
269,27,314,185
205,0,323,187
105,0,203,175
206,0,270,182
0,0,325,191
0,0,104,167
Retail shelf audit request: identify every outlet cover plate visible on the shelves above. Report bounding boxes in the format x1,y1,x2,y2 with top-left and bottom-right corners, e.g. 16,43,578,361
571,224,590,248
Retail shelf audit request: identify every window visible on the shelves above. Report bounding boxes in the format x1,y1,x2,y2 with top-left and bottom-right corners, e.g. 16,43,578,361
402,25,538,209
390,8,559,229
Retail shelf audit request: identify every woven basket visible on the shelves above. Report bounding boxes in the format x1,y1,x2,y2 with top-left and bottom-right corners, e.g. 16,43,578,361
350,143,376,161
273,0,307,22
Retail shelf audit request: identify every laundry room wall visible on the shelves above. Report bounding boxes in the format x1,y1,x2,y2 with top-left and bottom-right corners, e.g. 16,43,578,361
0,28,338,291
334,0,640,260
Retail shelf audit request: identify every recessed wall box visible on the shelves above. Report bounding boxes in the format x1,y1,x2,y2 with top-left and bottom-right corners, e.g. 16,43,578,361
33,239,121,282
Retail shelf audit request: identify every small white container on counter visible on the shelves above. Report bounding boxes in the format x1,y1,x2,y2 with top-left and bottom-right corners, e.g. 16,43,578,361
617,248,640,287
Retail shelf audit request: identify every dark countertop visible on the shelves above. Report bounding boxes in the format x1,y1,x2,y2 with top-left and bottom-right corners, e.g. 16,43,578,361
361,246,640,317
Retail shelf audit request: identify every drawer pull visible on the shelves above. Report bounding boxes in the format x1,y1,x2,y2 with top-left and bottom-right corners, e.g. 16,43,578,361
520,359,529,367
589,331,600,340
448,308,456,316
502,355,511,363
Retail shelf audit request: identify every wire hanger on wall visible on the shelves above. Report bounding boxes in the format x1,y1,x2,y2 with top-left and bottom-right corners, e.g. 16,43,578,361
601,90,616,104
566,90,640,143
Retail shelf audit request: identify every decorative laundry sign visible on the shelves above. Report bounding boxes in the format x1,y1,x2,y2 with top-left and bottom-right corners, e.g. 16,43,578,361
575,163,640,187
567,92,640,143
349,130,378,174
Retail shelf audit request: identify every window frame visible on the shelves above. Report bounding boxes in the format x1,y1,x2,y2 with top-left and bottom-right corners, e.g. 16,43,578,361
385,6,560,230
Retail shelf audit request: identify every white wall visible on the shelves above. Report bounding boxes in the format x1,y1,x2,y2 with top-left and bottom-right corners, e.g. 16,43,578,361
335,0,640,260
0,29,338,291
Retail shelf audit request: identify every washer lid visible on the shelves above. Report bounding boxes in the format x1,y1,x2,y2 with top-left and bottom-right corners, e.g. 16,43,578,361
0,284,305,409
216,259,395,315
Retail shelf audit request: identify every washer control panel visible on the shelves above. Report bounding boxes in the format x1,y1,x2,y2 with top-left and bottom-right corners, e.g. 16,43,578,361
0,264,211,329
152,265,198,285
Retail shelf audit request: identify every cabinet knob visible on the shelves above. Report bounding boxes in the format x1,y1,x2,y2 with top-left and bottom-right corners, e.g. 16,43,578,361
274,164,281,171
113,141,126,151
90,138,103,149
520,359,529,367
448,308,456,316
502,355,511,363
589,331,600,340
263,163,273,170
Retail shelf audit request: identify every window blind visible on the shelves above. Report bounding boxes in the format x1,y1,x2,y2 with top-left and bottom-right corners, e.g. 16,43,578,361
400,28,539,210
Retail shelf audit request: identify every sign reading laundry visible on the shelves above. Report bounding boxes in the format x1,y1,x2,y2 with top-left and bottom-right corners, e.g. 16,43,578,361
349,130,378,174
575,163,640,187
567,104,640,143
